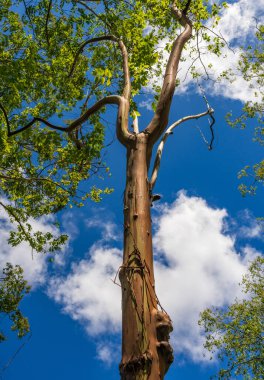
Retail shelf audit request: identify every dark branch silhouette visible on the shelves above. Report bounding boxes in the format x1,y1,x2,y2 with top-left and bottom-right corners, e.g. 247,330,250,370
0,103,67,136
45,0,52,46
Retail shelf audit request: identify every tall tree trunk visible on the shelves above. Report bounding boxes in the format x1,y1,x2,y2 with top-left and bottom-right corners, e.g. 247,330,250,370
119,134,173,380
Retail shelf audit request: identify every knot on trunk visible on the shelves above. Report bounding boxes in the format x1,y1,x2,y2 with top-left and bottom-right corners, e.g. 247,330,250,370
156,311,174,376
119,351,152,379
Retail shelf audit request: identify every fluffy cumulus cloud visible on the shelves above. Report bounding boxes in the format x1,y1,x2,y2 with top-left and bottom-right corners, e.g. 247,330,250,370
47,244,122,335
96,341,120,366
153,192,258,361
47,192,262,364
85,217,121,242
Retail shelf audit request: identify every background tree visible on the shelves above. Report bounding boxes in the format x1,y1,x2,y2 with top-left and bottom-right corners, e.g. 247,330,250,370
227,23,264,201
199,256,264,380
0,1,226,378
0,263,30,342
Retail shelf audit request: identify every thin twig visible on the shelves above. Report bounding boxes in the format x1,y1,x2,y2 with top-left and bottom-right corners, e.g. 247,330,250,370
0,333,32,378
198,84,215,150
196,31,210,80
201,25,235,53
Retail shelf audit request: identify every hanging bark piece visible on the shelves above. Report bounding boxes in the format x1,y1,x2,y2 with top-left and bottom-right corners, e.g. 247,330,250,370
155,311,174,377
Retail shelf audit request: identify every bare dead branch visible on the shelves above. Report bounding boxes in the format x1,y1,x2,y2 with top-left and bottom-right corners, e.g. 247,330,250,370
149,108,214,190
198,84,215,150
145,3,192,148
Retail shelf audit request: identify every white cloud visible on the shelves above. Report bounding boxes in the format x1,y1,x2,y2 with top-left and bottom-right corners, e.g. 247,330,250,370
61,211,80,240
213,0,264,43
96,341,120,366
48,244,122,335
139,99,153,111
153,192,260,362
85,212,121,243
237,210,263,239
48,192,262,364
86,219,117,241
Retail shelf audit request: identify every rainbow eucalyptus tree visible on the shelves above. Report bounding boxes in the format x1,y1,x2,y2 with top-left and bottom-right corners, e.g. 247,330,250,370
0,0,223,378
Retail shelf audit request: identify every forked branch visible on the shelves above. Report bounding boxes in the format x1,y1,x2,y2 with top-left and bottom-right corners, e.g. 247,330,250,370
145,2,193,146
149,107,214,190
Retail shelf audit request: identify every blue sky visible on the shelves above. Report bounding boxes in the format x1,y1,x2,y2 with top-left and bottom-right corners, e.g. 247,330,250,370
0,0,263,379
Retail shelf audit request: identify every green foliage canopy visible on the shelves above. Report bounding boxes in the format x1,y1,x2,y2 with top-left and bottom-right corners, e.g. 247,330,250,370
0,0,226,251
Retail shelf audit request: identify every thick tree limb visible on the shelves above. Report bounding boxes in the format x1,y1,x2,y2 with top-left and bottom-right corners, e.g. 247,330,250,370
67,34,132,145
1,95,134,146
144,3,192,148
149,108,214,190
69,36,111,78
